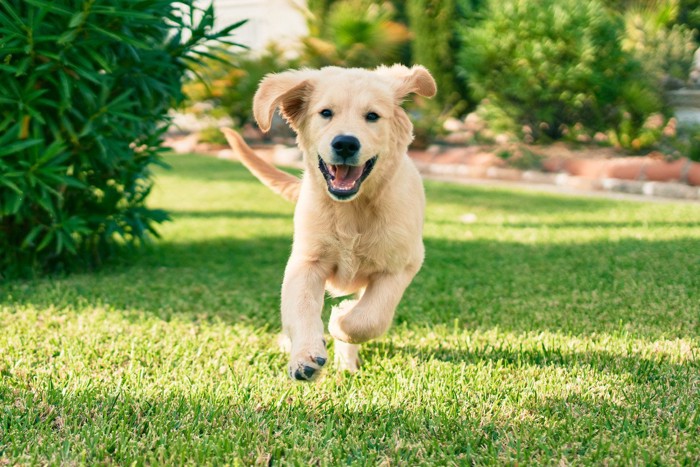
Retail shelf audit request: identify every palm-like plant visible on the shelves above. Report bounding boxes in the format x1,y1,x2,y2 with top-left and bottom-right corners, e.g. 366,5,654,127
302,0,410,68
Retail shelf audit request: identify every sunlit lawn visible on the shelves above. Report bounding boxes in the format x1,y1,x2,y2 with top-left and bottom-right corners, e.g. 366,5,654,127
1,153,699,464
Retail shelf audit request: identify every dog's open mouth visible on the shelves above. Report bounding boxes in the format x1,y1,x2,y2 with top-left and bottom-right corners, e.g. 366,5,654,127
318,156,377,200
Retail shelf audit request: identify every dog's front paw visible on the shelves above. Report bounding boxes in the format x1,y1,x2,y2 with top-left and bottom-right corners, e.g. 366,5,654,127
288,339,328,381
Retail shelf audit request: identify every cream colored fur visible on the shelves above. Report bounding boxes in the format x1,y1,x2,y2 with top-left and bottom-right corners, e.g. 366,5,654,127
222,65,436,380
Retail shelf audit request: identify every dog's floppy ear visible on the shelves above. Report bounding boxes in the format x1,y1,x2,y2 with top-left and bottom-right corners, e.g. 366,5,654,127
375,64,437,100
253,70,315,132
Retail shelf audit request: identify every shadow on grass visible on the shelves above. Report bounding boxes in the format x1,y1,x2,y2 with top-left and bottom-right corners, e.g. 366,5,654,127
424,181,620,215
495,220,700,229
168,209,292,220
402,236,700,339
1,235,291,329
373,340,699,382
160,153,301,183
5,233,699,339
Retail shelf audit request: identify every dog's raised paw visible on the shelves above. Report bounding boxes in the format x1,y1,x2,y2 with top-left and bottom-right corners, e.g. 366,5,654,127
328,300,359,343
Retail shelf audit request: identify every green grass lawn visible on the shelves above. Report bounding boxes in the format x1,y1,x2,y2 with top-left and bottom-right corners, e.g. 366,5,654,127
2,153,699,464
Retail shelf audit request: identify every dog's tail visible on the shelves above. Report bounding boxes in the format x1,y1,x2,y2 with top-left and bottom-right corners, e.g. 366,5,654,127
221,128,301,203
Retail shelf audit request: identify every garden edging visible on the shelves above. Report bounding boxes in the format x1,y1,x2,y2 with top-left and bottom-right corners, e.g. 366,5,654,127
167,136,700,202
413,159,700,201
409,143,700,201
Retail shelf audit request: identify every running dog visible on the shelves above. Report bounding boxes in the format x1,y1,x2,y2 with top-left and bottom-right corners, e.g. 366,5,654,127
222,64,436,380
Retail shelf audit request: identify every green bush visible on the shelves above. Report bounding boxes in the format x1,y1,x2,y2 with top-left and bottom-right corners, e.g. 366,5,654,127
678,0,700,37
0,0,243,278
623,4,696,88
459,0,663,146
407,0,483,114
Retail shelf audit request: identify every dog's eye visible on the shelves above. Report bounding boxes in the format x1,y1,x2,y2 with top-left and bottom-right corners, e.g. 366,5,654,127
320,109,333,119
366,112,380,122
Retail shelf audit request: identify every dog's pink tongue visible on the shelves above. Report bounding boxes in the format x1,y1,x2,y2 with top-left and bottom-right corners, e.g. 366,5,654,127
332,164,363,189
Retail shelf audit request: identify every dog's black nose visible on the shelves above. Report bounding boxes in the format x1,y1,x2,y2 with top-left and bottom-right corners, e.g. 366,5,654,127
331,135,361,159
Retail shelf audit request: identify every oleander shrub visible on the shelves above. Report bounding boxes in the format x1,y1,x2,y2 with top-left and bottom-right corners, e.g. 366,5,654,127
459,0,664,146
0,0,244,278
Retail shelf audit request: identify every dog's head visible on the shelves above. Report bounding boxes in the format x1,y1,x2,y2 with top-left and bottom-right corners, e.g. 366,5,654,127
253,65,436,202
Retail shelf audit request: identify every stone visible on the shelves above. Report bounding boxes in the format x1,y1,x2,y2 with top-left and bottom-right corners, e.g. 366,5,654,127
443,131,474,145
593,132,608,143
690,47,700,87
443,117,465,133
464,112,485,132
643,182,699,199
601,178,645,194
486,167,522,181
165,133,199,153
522,171,557,184
273,145,303,166
494,133,510,145
687,162,700,186
426,144,442,156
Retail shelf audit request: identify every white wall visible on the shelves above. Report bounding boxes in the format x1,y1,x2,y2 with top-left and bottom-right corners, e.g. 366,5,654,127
207,0,308,52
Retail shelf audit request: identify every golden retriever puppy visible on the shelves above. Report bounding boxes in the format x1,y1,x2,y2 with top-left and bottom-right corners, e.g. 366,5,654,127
222,65,436,380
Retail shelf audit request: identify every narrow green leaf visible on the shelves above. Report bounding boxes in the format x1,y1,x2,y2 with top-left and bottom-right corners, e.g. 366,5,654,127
68,11,86,28
21,225,44,249
0,139,43,158
24,0,72,16
36,229,54,252
58,29,80,45
0,176,22,194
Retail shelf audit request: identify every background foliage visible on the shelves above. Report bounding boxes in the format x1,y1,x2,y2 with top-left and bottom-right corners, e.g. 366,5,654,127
188,0,699,153
407,0,482,115
183,45,296,133
301,0,410,68
459,0,662,145
0,0,242,278
622,2,696,88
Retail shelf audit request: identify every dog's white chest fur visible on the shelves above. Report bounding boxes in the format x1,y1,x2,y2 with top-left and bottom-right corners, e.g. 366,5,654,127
320,201,421,295
331,223,404,289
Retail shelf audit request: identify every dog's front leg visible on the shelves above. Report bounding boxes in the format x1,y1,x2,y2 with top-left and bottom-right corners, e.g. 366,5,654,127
281,257,330,381
329,266,418,345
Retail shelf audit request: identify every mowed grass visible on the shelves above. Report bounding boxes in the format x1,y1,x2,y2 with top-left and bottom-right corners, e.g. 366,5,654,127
1,153,699,464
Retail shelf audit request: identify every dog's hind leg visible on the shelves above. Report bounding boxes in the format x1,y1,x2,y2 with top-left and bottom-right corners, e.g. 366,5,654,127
281,258,331,381
334,338,361,372
328,266,418,344
330,299,361,372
